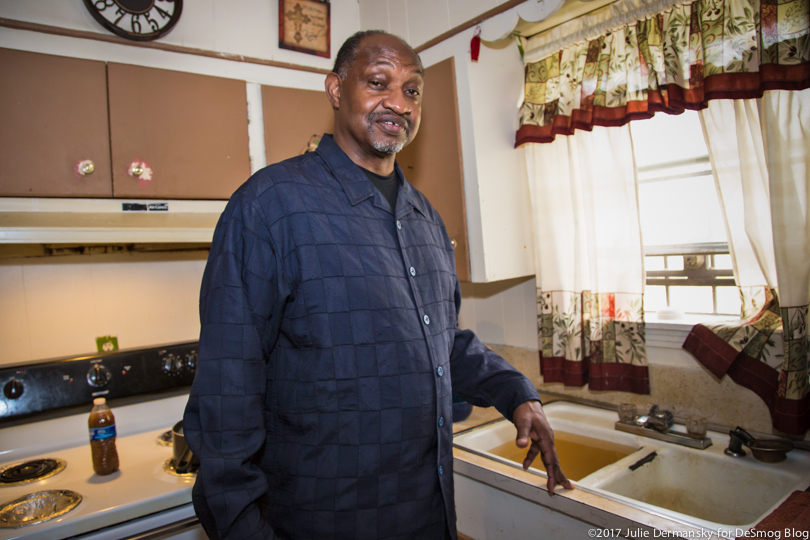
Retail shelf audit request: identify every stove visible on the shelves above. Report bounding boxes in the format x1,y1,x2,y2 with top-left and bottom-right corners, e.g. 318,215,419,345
0,343,206,540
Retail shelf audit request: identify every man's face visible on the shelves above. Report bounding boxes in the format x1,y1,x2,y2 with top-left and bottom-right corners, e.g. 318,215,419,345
327,34,424,167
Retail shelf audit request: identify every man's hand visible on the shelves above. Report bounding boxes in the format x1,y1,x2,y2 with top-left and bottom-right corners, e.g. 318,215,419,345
512,400,573,495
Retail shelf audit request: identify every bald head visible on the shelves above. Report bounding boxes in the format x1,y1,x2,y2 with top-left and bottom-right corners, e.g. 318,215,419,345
332,30,423,80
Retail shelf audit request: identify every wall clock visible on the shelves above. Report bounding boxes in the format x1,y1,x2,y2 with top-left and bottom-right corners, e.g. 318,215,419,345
83,0,183,41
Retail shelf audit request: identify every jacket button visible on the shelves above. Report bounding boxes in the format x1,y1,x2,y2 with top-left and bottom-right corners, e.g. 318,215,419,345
396,220,402,230
423,314,430,325
438,416,445,427
437,366,443,377
438,465,444,475
409,266,416,276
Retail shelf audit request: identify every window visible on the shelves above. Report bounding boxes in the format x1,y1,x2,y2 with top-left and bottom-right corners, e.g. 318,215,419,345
630,111,739,317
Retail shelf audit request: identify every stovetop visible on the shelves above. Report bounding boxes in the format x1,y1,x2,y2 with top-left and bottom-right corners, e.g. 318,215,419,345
0,343,200,539
0,395,193,540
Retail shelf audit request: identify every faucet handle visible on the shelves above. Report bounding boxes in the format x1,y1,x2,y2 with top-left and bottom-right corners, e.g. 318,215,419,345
725,426,756,457
647,405,674,430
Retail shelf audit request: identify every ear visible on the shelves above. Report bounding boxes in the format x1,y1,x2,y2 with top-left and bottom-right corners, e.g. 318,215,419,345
324,72,341,110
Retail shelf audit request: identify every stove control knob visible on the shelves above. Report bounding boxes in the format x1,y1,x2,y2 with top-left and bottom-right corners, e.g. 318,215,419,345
87,364,112,387
185,351,197,370
162,354,182,374
3,379,24,399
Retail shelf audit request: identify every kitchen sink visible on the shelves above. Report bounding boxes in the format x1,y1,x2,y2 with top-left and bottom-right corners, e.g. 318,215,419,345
453,401,810,532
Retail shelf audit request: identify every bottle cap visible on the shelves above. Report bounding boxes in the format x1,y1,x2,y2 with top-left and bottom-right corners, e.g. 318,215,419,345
93,397,106,405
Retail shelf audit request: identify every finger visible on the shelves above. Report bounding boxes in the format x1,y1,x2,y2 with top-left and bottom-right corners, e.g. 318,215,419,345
521,443,540,471
546,463,573,495
535,441,572,495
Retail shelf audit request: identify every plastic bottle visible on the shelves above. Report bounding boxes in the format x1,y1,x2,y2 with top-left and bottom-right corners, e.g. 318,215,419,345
89,397,119,475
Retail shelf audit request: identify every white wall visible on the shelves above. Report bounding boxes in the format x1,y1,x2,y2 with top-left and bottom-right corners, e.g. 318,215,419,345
458,277,539,350
0,252,207,365
358,0,507,47
0,0,359,74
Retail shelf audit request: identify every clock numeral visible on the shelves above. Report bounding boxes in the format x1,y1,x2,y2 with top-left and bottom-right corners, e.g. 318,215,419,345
131,14,142,34
113,8,127,26
153,5,171,21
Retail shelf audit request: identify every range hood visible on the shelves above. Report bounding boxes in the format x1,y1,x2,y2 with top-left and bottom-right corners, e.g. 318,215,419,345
0,198,226,244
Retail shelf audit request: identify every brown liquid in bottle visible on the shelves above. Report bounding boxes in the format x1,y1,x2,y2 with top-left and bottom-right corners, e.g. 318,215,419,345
89,397,119,475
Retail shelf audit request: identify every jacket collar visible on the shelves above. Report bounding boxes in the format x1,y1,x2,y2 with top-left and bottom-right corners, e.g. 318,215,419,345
315,134,426,218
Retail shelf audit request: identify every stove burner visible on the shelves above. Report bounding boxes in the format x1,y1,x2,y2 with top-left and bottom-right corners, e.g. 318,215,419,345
0,489,82,529
0,459,67,486
156,429,173,447
162,459,198,477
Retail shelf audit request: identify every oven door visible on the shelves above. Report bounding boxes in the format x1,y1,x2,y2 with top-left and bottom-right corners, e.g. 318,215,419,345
72,505,205,540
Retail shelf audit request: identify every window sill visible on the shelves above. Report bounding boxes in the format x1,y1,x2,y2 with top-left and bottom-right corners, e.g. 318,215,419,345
646,312,739,350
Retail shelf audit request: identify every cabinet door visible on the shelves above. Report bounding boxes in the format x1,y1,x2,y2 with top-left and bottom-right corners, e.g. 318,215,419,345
396,57,470,282
261,85,334,166
108,63,250,200
0,48,112,197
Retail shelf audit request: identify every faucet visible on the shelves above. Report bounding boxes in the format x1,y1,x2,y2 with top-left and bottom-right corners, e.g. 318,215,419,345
642,405,674,432
615,404,712,449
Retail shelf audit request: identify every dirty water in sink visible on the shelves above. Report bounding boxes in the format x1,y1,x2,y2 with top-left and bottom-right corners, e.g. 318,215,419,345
593,448,803,526
488,432,638,481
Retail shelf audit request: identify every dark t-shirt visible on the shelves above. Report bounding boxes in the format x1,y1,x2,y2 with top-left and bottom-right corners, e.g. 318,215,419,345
362,166,398,212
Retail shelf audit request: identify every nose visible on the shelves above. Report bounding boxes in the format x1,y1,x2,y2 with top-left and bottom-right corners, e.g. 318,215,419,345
381,88,411,116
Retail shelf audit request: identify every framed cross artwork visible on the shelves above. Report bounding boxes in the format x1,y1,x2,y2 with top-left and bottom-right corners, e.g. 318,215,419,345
279,0,330,58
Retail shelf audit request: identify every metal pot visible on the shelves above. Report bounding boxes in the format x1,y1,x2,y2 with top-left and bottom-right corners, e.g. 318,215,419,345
171,420,199,473
727,426,794,463
748,439,794,463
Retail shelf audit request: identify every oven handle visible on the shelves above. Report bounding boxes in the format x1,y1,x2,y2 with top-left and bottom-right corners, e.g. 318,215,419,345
122,516,202,540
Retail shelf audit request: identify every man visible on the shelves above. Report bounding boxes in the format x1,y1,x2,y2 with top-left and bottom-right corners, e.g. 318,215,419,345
184,30,571,540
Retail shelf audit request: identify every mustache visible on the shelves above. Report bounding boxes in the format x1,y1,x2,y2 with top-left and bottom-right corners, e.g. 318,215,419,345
368,110,412,133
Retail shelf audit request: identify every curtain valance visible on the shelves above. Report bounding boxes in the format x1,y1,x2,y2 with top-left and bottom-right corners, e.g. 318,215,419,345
515,0,809,146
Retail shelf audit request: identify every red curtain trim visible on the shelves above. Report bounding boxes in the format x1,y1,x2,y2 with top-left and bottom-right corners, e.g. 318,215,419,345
539,353,650,394
515,63,810,147
539,354,589,387
682,324,738,379
726,351,778,408
683,324,809,435
773,394,810,435
589,362,651,394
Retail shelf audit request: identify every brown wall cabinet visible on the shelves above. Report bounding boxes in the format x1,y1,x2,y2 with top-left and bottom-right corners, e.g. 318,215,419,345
0,48,112,198
0,48,250,200
397,57,470,282
261,84,334,166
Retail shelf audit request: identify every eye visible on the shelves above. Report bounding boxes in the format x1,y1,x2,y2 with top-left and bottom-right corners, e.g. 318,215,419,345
369,79,384,88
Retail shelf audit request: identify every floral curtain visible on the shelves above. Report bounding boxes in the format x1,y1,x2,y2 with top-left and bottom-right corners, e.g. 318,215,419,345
684,89,810,435
515,0,810,146
525,126,650,394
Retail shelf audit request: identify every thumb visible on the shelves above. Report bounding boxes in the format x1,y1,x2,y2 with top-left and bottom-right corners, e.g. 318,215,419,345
514,417,531,448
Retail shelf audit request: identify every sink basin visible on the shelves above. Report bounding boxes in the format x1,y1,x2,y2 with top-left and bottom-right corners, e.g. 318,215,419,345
587,445,804,526
452,412,639,481
453,401,810,531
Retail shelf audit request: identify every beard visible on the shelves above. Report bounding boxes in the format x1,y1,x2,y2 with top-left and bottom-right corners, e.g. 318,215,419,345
367,111,411,155
371,139,405,154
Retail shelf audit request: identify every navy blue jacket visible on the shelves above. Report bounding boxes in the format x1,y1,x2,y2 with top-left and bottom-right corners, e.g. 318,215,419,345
184,134,539,540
